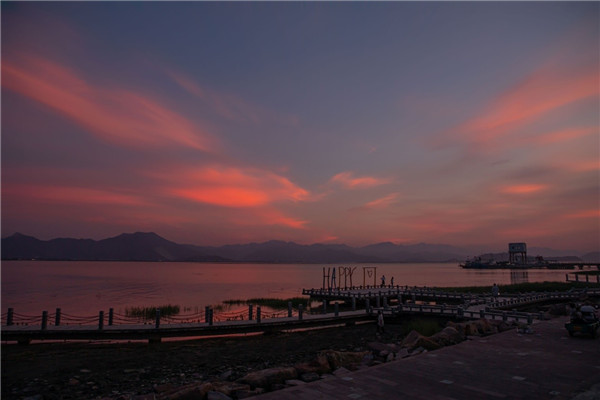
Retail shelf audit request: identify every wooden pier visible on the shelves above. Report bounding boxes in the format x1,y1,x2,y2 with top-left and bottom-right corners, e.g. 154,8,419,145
3,287,598,345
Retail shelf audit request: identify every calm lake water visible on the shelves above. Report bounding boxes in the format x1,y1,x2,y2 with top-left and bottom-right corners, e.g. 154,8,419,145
1,261,571,316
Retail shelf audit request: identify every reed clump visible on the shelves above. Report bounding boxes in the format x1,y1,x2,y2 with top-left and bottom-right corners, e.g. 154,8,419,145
223,297,308,310
125,304,180,320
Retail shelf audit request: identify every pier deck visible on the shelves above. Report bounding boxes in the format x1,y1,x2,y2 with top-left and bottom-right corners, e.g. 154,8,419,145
255,317,600,400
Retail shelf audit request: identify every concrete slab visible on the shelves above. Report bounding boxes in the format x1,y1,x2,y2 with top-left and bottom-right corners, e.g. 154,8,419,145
255,318,600,399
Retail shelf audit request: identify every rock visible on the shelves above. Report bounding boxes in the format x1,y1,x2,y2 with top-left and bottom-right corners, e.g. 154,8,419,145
207,391,233,400
284,379,306,386
237,367,298,389
219,369,234,381
68,378,80,386
332,367,351,377
294,354,331,375
212,382,251,397
401,330,441,351
236,388,265,399
321,350,370,370
157,382,214,400
300,372,320,383
430,326,464,347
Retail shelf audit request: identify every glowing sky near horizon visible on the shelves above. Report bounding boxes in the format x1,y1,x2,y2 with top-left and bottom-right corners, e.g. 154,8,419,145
2,2,599,252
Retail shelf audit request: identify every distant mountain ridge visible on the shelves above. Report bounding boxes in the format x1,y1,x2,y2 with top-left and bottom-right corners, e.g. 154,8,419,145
1,232,593,263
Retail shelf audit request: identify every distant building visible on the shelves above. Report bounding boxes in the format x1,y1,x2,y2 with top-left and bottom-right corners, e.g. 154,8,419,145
509,242,527,264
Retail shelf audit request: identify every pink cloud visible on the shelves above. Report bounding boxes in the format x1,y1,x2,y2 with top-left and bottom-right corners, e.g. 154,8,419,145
499,184,549,195
330,171,393,189
3,183,148,207
2,54,217,151
457,66,598,145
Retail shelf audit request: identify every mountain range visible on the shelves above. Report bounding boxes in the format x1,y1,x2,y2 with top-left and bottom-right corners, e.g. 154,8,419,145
2,232,597,263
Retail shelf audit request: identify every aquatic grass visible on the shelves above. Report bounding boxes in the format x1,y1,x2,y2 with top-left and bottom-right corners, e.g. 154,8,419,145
125,304,180,320
223,297,309,310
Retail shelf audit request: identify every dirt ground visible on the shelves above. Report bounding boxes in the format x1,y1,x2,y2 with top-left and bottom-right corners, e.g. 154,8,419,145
2,321,410,400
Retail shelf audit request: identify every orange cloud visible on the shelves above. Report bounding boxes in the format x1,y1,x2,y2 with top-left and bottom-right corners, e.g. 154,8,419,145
152,165,309,208
457,66,598,145
562,209,600,219
529,127,597,146
500,184,548,195
330,171,393,189
2,54,216,151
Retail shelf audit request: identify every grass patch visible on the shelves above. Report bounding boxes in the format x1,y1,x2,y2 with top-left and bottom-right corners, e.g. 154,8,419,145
125,304,180,320
438,281,596,294
223,297,309,310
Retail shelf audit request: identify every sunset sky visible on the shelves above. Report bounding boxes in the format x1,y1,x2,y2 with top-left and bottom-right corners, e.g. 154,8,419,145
2,2,598,252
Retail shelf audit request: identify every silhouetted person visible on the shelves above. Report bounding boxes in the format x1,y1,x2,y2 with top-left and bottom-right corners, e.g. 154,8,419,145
377,310,384,334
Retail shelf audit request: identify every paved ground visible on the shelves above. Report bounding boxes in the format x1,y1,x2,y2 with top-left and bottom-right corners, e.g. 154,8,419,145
256,317,600,399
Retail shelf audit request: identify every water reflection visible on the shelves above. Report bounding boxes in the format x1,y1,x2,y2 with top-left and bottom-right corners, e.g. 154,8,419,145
510,270,529,284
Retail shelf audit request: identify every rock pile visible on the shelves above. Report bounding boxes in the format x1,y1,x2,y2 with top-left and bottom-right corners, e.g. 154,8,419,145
150,319,518,400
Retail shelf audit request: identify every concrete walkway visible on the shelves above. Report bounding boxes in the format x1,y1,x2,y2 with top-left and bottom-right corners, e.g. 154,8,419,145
256,317,600,399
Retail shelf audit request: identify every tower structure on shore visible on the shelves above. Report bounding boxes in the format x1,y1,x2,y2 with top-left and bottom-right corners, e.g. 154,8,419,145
509,242,527,264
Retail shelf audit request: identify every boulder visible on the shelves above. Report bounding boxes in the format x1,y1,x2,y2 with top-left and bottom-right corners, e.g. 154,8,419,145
294,354,331,375
236,388,265,399
430,326,464,347
401,330,442,351
158,382,214,400
207,391,232,400
300,372,321,383
321,350,370,370
211,382,251,397
237,367,297,389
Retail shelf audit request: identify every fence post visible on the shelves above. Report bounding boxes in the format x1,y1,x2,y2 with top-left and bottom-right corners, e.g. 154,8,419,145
7,308,14,326
288,301,293,318
98,311,104,330
298,304,303,320
335,302,339,317
205,306,210,323
257,306,261,324
209,308,214,325
108,308,114,326
352,296,356,311
42,311,48,330
249,304,254,321
55,308,61,326
155,308,161,329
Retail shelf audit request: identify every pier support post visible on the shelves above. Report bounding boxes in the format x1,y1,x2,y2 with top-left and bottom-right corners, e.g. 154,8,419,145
335,302,339,317
257,306,261,324
365,299,370,314
457,307,464,319
502,311,507,322
288,301,293,318
55,308,61,326
352,296,356,311
298,304,303,320
376,296,381,309
42,311,48,330
7,308,14,326
209,308,214,325
98,311,104,330
108,308,114,326
205,306,210,323
155,308,161,329
383,297,388,310
539,312,544,320
480,310,485,319
322,299,327,315
528,314,533,324
249,304,254,321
